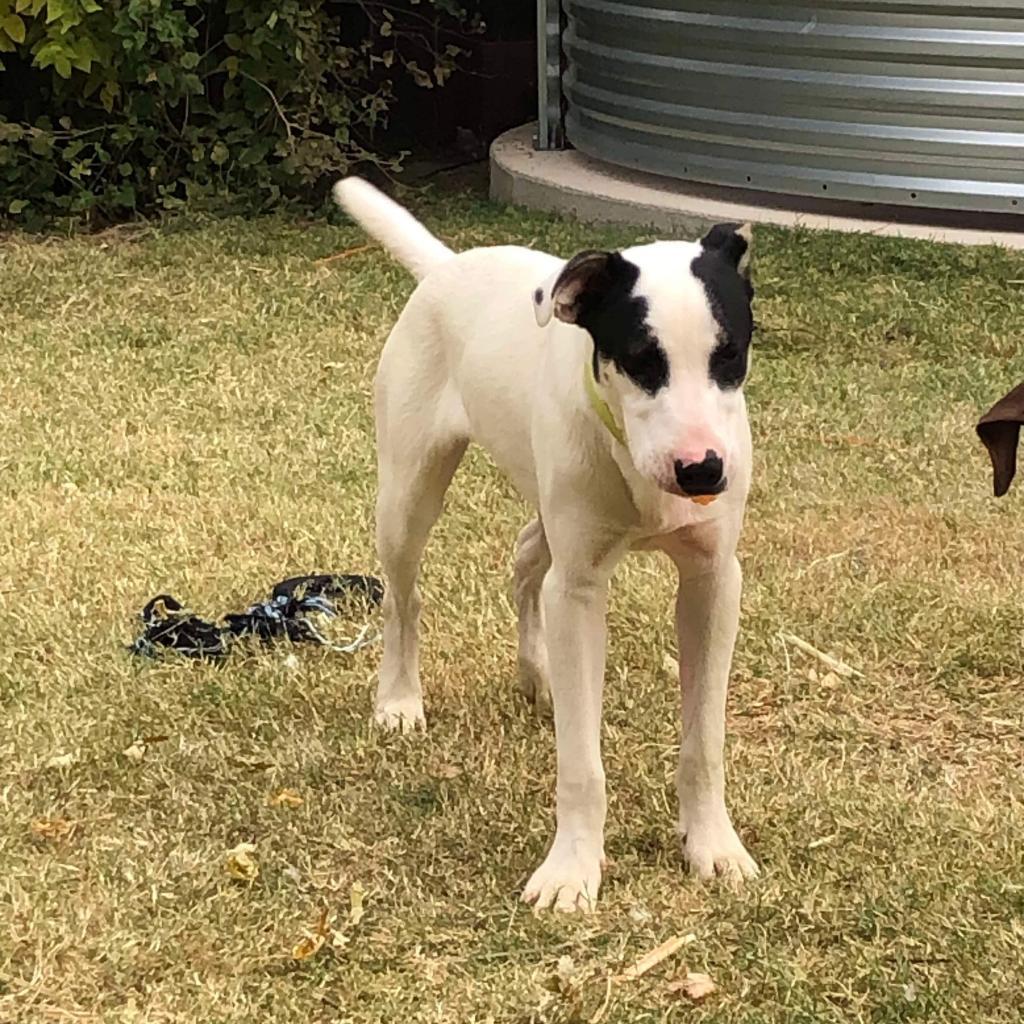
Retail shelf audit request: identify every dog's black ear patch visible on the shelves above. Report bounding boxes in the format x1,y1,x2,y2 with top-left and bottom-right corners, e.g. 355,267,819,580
568,252,669,394
700,222,752,279
537,249,668,394
692,232,755,391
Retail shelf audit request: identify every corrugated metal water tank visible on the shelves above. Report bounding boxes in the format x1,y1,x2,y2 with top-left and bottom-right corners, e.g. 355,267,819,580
562,1,1024,213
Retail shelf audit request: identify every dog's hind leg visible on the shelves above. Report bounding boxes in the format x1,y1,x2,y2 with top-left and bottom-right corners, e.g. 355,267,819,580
514,517,552,713
372,317,468,732
374,435,466,731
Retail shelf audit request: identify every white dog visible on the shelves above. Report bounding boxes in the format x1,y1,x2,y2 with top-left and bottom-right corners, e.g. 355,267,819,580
333,178,758,912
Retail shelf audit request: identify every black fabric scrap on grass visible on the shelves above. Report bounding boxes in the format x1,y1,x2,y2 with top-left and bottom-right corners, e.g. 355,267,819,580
129,574,384,661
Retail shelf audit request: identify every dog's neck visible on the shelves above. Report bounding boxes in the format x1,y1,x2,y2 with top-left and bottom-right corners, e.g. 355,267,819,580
583,359,626,447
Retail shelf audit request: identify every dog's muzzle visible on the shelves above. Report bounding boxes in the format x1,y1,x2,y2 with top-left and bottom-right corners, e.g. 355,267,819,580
674,450,726,497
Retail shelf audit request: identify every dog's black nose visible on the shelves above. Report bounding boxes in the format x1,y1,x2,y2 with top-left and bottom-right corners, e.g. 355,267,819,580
674,451,726,496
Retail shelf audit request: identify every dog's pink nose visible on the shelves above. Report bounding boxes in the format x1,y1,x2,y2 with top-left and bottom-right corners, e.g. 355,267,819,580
675,426,726,466
674,450,726,496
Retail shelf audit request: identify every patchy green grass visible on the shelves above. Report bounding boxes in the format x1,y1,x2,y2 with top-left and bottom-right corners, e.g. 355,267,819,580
2,179,1023,1024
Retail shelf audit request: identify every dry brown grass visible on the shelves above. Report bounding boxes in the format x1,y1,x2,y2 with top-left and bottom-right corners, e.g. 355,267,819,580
2,184,1023,1023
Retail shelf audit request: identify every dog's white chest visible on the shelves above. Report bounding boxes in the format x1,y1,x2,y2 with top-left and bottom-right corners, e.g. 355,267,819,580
635,491,725,539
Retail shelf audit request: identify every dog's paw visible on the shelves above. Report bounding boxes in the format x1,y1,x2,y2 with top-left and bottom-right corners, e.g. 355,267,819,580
516,657,553,717
521,840,603,913
681,816,758,883
372,695,426,734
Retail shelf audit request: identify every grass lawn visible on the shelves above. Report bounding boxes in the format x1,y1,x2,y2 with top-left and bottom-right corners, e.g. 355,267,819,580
2,176,1023,1024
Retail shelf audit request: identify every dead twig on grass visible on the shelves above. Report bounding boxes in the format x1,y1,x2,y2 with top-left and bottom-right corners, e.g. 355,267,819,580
315,244,375,265
779,631,863,678
615,934,695,982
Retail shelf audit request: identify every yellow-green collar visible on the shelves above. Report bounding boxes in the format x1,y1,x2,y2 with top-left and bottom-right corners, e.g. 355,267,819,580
583,360,626,446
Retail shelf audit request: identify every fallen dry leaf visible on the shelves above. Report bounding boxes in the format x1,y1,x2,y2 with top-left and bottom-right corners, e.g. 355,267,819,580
268,788,303,808
291,932,326,960
628,903,653,925
292,906,331,961
292,887,365,959
225,842,259,882
123,739,146,761
347,881,366,926
46,752,76,769
538,954,591,1020
31,818,74,841
667,970,718,1003
541,954,582,997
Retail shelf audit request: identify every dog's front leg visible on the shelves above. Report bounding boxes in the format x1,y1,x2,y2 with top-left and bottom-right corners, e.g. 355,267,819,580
673,549,758,882
521,553,617,913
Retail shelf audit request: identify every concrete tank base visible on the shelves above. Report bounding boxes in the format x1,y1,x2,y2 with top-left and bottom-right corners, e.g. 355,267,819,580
490,124,1024,250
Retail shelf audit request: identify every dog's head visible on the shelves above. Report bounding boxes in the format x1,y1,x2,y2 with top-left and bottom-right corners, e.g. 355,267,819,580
533,224,754,498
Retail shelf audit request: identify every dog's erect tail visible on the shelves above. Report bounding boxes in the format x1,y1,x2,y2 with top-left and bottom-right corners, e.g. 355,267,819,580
332,177,454,281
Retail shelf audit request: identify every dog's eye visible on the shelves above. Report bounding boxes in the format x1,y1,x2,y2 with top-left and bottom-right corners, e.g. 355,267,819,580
616,342,669,394
709,335,747,390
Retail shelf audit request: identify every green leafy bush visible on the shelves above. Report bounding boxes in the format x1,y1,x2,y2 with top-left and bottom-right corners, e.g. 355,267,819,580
0,0,478,227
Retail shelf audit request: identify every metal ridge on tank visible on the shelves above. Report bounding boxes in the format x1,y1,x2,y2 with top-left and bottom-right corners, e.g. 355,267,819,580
560,0,1024,214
